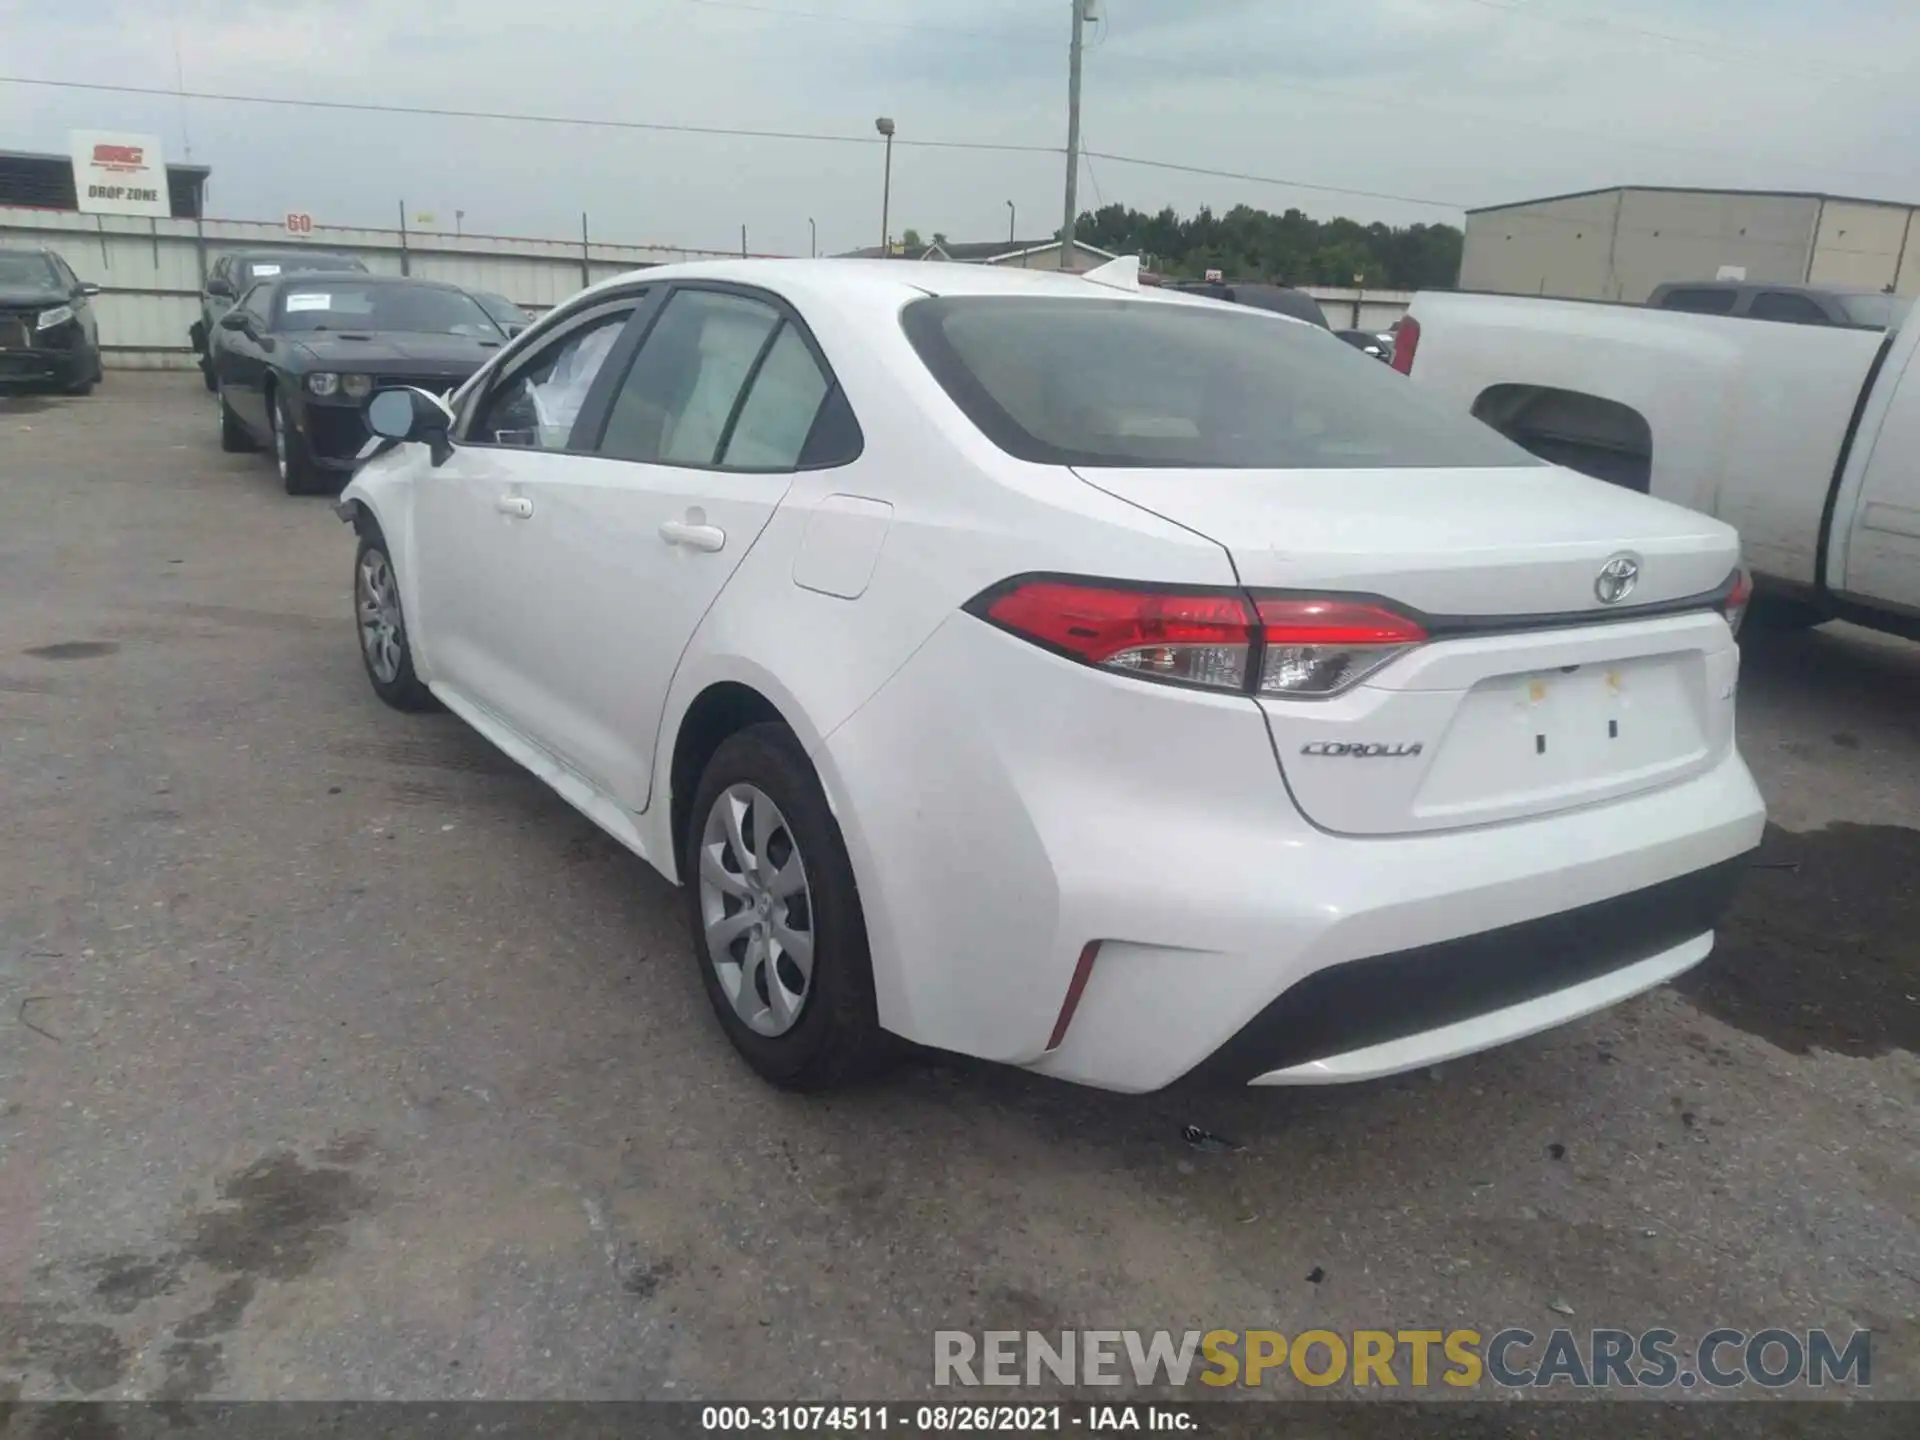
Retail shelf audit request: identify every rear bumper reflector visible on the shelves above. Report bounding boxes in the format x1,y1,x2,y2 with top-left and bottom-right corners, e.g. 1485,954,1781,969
1046,942,1104,1052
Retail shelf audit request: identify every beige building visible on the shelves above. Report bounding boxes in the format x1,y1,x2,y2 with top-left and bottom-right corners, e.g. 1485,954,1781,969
1460,186,1920,302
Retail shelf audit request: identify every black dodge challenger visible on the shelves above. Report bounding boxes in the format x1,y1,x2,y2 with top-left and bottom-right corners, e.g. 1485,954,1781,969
210,273,507,493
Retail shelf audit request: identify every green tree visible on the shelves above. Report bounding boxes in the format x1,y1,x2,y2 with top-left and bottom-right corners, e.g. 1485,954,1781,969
900,228,923,251
1078,201,1461,288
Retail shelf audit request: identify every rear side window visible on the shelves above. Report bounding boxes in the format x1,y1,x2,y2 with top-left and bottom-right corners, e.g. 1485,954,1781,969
900,296,1540,470
1655,287,1738,315
1749,291,1831,325
721,325,831,469
599,290,780,466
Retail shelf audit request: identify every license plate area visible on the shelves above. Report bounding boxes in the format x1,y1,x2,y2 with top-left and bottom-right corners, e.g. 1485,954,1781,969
1413,654,1711,823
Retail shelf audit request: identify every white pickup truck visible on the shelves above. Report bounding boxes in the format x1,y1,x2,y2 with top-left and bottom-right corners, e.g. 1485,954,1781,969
1394,292,1920,636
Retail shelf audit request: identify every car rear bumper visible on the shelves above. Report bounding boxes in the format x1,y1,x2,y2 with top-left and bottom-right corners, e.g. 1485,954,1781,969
818,612,1765,1093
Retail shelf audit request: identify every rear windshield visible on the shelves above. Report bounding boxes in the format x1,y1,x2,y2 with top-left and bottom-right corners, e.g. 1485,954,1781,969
900,296,1539,470
274,281,502,338
1839,293,1912,330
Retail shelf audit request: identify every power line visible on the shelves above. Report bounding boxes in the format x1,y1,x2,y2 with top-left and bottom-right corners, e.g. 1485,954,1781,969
1089,49,1920,192
1082,152,1468,214
1443,0,1911,84
0,75,1060,157
686,0,1047,41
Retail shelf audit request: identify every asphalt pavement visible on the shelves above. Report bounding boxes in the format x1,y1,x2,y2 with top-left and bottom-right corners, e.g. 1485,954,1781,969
1,374,1914,1406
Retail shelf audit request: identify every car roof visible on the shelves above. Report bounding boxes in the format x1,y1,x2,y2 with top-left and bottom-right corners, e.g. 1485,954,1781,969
1653,279,1886,298
559,256,1304,319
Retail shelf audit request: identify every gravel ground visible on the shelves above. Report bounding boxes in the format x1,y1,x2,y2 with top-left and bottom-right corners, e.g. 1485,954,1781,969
1,374,1914,1408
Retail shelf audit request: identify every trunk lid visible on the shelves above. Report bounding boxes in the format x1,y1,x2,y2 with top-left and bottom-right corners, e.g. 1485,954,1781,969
1076,464,1743,836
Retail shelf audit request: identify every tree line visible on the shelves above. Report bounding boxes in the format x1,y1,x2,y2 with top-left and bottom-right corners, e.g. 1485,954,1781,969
1072,202,1463,289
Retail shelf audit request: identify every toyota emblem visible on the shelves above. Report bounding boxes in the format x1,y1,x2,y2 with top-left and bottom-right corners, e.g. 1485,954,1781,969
1596,556,1640,605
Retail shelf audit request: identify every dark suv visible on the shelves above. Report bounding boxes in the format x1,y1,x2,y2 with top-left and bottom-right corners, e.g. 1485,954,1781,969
1647,280,1910,330
190,250,368,389
0,246,103,395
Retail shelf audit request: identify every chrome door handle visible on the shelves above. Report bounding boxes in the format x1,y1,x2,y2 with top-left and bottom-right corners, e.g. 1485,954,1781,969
659,520,726,552
496,495,534,519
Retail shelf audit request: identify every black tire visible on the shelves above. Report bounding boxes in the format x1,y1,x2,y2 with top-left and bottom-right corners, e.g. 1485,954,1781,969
683,724,894,1090
64,358,97,397
273,388,326,496
1747,594,1826,632
200,357,216,393
217,388,256,453
352,524,437,713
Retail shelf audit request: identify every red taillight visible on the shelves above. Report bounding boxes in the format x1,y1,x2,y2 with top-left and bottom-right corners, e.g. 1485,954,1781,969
1391,315,1420,374
1254,597,1428,695
972,578,1427,698
982,580,1256,691
1722,567,1753,637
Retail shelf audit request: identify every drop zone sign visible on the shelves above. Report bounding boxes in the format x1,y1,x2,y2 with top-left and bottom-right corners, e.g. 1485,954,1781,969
70,131,171,217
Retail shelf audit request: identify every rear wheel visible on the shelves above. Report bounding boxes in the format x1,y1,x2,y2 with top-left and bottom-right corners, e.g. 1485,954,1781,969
272,388,325,495
684,725,893,1090
1747,594,1826,632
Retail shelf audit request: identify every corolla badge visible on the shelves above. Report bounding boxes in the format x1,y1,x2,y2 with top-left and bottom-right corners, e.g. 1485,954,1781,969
1300,742,1424,758
1596,555,1641,605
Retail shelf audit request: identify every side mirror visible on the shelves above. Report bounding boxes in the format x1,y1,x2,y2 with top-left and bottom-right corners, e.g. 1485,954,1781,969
218,311,249,331
76,282,101,299
367,386,456,466
206,277,234,298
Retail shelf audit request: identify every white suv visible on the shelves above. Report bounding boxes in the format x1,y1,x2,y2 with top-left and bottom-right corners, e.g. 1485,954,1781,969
342,257,1764,1093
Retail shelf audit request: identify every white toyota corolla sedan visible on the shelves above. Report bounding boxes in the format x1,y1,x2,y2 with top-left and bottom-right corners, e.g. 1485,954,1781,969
339,256,1765,1093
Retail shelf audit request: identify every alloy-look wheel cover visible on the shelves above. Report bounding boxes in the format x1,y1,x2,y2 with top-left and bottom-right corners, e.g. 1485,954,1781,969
697,783,816,1037
356,549,405,685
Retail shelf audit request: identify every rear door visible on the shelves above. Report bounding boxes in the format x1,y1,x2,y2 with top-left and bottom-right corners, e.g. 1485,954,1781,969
500,283,836,810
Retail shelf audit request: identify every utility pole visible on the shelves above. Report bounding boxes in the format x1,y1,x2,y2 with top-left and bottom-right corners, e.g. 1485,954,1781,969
1061,0,1086,271
876,117,897,253
809,217,817,258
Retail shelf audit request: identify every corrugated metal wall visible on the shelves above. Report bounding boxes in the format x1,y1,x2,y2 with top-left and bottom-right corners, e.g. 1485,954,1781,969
0,206,756,368
1,205,1412,368
1461,187,1920,304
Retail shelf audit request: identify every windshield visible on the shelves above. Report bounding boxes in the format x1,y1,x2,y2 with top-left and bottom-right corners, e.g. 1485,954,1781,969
477,293,528,324
1840,293,1912,329
0,251,58,288
274,282,504,337
901,296,1540,470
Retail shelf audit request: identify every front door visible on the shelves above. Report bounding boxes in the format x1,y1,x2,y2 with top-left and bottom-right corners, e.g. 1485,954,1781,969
492,286,836,810
409,300,646,753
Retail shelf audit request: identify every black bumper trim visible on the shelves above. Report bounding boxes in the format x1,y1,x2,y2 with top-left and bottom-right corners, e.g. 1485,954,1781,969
1187,856,1749,1084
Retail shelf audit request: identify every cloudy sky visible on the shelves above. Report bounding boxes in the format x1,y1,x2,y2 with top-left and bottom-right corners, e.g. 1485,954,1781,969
3,0,1917,257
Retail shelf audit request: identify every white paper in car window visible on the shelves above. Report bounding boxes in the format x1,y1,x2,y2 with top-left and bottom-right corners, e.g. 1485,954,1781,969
251,264,282,277
528,323,620,446
285,292,332,312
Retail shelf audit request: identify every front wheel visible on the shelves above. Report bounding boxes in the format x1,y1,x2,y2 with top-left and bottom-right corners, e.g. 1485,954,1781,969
353,526,437,712
272,389,325,495
684,725,894,1090
218,388,256,453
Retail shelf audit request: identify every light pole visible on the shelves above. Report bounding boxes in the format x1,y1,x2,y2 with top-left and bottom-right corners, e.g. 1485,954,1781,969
1062,0,1086,270
1007,199,1016,249
809,217,817,258
875,116,896,253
